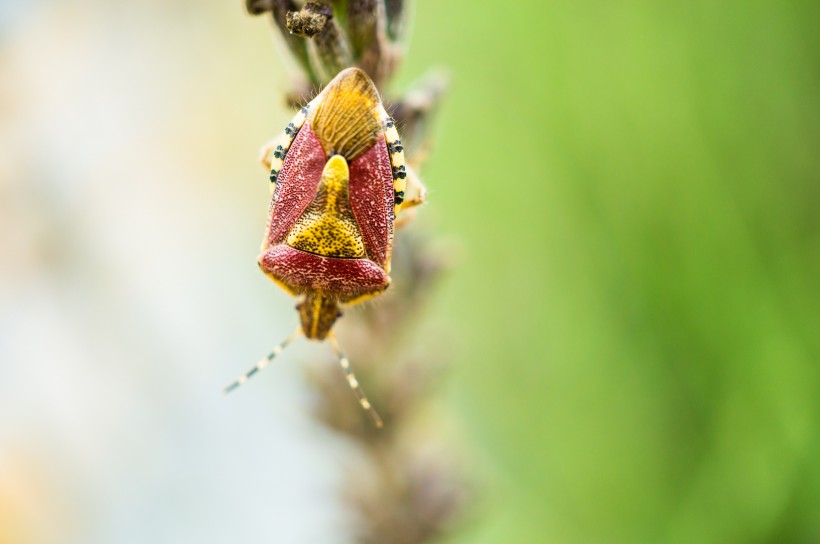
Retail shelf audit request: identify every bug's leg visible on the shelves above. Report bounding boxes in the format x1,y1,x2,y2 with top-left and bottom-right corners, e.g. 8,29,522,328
258,133,288,171
393,164,427,228
259,104,312,193
223,328,302,394
327,333,383,428
399,163,426,209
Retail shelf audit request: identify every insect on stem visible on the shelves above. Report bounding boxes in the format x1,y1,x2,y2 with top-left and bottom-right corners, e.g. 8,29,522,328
223,328,302,394
327,333,384,428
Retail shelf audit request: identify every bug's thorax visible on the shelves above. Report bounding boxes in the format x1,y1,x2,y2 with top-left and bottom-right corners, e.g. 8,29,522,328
297,291,341,340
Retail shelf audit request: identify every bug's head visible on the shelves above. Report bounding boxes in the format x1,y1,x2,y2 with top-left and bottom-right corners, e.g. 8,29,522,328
297,291,342,340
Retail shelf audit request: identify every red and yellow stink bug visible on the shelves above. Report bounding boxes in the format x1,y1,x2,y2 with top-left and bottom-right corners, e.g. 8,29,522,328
224,68,426,427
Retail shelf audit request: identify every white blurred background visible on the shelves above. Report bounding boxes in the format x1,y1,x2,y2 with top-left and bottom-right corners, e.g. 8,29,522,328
1,1,353,542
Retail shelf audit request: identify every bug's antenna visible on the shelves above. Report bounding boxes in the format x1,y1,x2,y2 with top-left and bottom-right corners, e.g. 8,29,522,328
327,333,383,428
223,328,302,394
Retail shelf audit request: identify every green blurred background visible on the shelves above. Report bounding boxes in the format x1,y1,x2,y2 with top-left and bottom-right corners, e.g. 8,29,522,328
1,1,817,543
408,2,820,543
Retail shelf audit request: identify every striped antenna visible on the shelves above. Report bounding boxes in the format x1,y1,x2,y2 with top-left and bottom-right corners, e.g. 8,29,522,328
327,333,383,428
223,328,302,394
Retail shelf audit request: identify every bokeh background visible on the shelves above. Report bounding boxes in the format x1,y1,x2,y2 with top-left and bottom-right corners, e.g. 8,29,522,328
1,1,818,543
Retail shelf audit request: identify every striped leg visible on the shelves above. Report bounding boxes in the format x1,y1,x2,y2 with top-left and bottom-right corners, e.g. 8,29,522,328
327,333,383,428
223,328,302,394
393,165,427,228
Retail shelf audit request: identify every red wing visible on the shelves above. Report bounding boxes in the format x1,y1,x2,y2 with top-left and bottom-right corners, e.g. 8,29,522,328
348,137,395,267
266,124,327,247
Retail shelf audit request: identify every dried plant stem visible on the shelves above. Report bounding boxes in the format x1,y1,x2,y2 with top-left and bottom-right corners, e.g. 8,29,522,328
245,1,471,541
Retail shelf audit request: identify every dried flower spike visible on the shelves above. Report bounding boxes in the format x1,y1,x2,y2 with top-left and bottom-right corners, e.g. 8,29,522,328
286,2,331,37
294,3,354,82
247,0,407,88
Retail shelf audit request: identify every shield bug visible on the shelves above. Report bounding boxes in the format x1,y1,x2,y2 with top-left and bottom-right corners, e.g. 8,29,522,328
224,68,426,427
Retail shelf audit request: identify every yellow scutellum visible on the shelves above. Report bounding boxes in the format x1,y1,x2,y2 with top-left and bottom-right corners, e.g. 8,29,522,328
286,154,366,258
